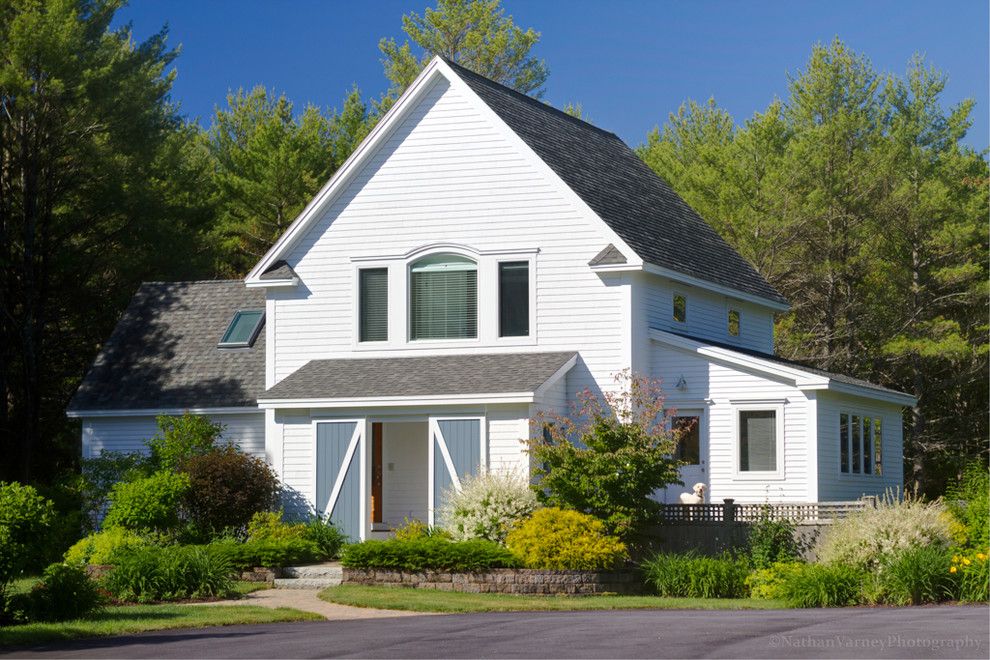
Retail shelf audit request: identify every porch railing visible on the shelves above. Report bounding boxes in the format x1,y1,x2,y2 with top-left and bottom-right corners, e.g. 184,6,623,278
659,498,874,524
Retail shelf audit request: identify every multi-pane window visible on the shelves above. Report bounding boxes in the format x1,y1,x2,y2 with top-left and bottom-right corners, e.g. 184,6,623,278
673,416,700,465
739,410,777,472
728,309,740,337
218,310,264,348
410,254,478,340
498,261,529,337
839,412,882,475
359,268,388,342
673,294,687,323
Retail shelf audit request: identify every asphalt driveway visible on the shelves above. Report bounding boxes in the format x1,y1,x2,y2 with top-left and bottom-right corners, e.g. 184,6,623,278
4,605,987,659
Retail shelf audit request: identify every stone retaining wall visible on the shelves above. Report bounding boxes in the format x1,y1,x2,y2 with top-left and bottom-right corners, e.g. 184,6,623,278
342,567,642,595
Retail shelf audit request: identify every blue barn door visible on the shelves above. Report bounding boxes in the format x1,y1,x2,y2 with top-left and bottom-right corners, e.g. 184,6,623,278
316,421,363,541
429,417,484,526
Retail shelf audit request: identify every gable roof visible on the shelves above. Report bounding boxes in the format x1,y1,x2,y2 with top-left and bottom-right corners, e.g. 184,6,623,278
258,352,577,405
245,58,787,308
67,281,266,414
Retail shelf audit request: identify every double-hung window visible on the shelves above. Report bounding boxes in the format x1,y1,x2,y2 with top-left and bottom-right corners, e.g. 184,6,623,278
839,412,882,475
498,261,529,337
738,408,780,473
409,254,478,340
359,268,388,342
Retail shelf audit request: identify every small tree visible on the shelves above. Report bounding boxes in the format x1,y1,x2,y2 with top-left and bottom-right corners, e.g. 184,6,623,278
0,483,56,615
181,446,281,536
527,371,681,542
147,413,224,471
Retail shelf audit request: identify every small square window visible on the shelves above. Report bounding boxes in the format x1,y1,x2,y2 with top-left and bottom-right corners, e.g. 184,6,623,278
219,310,264,348
673,295,686,323
728,309,740,336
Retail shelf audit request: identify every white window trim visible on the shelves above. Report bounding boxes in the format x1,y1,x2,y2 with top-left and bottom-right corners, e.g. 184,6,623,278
672,291,688,326
732,402,785,480
726,304,742,342
837,410,883,478
406,252,480,344
669,408,706,468
354,266,390,345
491,254,537,345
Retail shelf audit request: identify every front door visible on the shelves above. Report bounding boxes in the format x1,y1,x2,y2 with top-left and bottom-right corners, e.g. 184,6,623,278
428,417,484,525
664,411,708,503
315,420,364,541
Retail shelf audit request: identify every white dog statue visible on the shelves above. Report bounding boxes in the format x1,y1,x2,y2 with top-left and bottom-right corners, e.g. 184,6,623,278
679,483,706,505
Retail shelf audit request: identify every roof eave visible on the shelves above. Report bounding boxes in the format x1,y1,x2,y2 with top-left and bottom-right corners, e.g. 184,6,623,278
257,392,538,409
245,277,299,289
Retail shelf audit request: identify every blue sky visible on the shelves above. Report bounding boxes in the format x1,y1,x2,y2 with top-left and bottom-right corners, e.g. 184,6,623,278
113,0,989,150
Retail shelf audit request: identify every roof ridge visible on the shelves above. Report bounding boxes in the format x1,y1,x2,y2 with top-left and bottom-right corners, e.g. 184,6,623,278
438,56,620,140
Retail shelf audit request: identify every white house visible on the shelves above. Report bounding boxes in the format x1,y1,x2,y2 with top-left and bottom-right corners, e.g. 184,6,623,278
68,57,914,540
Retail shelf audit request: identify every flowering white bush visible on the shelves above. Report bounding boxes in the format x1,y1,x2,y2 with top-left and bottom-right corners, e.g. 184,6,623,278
438,471,538,543
816,493,953,569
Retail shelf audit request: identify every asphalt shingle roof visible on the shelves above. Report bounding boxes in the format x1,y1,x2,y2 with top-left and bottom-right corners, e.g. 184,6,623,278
260,352,577,401
446,59,787,306
68,281,266,412
260,260,298,280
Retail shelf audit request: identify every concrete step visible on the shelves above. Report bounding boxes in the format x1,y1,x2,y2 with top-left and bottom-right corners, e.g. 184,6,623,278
273,577,341,589
279,564,343,580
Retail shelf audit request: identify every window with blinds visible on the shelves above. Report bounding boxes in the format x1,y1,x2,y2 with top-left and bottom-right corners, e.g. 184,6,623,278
410,254,477,340
839,411,882,475
498,261,529,337
739,409,777,472
359,268,388,342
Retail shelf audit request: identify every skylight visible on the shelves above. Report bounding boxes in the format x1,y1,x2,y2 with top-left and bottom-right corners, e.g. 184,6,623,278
219,310,264,348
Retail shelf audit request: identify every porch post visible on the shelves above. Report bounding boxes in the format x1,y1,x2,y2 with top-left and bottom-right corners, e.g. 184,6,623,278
359,418,369,541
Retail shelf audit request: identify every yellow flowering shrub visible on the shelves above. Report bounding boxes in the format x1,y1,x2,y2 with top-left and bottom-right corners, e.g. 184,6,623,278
505,508,628,570
952,550,989,602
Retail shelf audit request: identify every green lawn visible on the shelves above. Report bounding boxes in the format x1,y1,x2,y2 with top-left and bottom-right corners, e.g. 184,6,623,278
319,585,788,613
0,604,321,647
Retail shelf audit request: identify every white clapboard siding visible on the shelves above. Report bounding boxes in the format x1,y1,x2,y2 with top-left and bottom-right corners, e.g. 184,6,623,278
487,407,530,478
815,392,904,501
81,413,266,460
382,421,429,527
277,411,317,518
640,274,775,354
270,76,626,402
652,345,811,503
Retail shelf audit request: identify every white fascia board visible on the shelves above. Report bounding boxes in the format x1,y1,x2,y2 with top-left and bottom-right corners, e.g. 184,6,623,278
245,278,299,289
641,263,790,312
66,406,261,419
244,59,450,284
258,392,536,409
649,329,827,388
825,382,917,407
434,58,644,270
533,354,578,402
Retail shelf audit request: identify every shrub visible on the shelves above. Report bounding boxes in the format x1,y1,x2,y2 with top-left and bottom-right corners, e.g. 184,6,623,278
642,552,750,598
505,508,628,570
147,413,223,471
207,537,319,570
181,446,280,536
747,509,799,569
438,472,537,543
952,550,989,602
945,462,989,550
745,561,805,600
816,494,953,569
24,563,104,622
78,451,148,526
246,511,305,542
102,545,233,603
303,517,347,560
779,563,864,608
528,372,681,541
0,482,56,608
103,471,190,533
392,518,451,542
341,537,518,571
64,528,151,565
876,544,956,605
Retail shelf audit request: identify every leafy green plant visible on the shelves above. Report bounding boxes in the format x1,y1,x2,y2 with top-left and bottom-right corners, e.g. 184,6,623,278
341,538,518,571
815,493,952,569
952,550,989,602
945,462,989,550
64,528,151,565
78,451,148,526
505,508,628,570
745,561,805,600
392,518,451,542
641,553,750,598
747,509,798,568
303,517,348,560
439,471,537,543
0,482,56,616
181,446,280,536
23,563,105,622
876,544,956,605
147,413,224,471
102,471,190,533
207,537,319,570
246,512,305,542
779,563,864,608
528,372,681,541
102,545,233,603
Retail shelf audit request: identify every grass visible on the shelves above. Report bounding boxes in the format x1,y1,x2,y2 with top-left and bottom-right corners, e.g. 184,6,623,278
0,604,321,647
319,585,788,613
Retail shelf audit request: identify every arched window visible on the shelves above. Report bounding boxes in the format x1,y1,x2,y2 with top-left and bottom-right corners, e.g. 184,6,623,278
409,254,477,340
